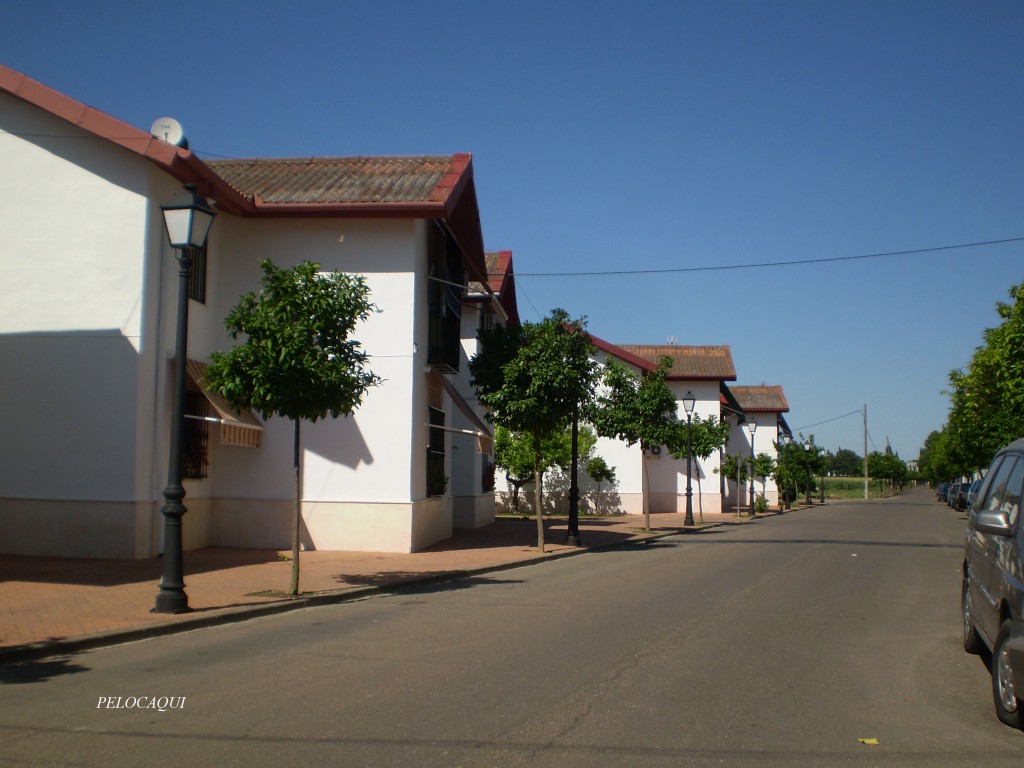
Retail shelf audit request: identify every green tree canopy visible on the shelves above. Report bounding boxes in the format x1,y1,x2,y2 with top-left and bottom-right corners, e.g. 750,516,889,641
830,448,864,476
586,455,616,485
753,452,777,491
938,283,1024,476
493,424,599,512
470,309,599,550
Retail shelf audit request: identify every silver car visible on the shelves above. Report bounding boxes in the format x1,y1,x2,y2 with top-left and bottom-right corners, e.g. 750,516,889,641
963,438,1024,728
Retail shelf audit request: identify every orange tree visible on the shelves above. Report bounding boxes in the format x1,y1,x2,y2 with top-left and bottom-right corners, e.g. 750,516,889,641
204,259,380,595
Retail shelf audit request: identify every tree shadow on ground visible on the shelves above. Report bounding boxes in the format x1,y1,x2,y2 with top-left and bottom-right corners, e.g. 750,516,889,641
0,655,89,684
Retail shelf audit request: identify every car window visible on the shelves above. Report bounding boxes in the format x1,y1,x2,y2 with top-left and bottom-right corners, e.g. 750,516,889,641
1002,458,1024,528
980,456,1020,520
976,456,1007,511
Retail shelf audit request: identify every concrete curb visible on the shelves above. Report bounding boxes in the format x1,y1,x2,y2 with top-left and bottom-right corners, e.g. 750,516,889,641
0,522,732,666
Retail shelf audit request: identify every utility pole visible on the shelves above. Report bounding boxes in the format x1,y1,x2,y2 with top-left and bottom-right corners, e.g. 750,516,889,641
863,404,869,500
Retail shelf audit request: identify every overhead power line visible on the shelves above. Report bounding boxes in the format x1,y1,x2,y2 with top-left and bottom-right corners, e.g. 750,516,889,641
510,237,1024,278
793,410,864,431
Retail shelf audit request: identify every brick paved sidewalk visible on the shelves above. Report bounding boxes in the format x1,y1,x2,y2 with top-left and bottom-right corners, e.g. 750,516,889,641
0,512,744,662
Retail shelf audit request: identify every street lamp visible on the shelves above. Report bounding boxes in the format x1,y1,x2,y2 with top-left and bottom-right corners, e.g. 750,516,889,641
682,391,696,527
803,441,813,505
566,407,581,547
747,420,757,517
819,448,826,504
153,184,215,614
780,433,792,509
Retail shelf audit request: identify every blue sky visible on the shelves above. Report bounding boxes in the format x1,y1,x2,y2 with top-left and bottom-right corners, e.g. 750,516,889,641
4,0,1022,460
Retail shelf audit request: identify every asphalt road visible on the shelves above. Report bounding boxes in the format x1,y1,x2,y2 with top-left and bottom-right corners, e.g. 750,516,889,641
1,487,1021,767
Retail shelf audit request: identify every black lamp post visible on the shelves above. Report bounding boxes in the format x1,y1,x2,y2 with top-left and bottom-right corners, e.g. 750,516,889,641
153,184,215,614
565,408,582,546
803,441,813,505
780,433,792,509
747,420,757,516
819,448,826,504
682,391,696,527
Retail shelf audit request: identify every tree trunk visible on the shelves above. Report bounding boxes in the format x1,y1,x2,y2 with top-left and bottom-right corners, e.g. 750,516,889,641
290,419,301,596
507,472,520,513
533,432,545,552
695,461,704,524
642,450,651,531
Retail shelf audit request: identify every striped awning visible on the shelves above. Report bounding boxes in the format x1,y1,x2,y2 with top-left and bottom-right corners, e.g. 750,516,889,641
185,360,263,448
430,371,493,453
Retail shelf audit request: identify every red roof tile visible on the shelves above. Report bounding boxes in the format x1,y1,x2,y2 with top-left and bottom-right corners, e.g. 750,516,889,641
206,156,457,206
618,345,737,381
730,385,790,413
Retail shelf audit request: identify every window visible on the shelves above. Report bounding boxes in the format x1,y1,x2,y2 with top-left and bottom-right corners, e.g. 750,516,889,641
183,388,209,480
481,309,498,334
1000,459,1024,528
427,223,464,373
427,407,447,496
187,245,207,304
979,456,1020,525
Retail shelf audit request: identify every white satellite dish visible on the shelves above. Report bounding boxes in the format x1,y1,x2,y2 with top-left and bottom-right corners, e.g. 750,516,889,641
150,117,186,147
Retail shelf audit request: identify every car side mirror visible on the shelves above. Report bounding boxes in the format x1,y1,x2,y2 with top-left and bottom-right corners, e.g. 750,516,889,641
974,508,1014,537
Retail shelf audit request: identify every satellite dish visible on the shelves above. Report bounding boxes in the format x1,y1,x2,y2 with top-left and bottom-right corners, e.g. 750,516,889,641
150,117,187,148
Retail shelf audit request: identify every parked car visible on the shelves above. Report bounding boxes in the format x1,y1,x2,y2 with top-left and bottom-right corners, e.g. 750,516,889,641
937,482,949,502
953,482,973,511
967,478,984,509
948,482,961,508
962,438,1024,728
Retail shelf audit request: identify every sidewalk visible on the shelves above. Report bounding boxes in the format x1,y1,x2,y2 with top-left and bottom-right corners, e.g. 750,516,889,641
0,511,750,664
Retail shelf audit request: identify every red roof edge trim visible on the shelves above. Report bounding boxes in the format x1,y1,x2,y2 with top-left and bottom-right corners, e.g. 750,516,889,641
434,153,473,205
590,334,657,372
667,373,738,382
0,64,251,214
436,156,487,286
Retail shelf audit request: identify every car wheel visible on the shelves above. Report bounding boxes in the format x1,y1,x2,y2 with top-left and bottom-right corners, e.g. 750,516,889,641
963,578,983,654
992,621,1024,729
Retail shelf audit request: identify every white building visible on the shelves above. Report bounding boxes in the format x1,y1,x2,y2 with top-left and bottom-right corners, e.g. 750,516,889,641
724,385,792,510
507,340,742,518
0,65,506,558
613,344,739,517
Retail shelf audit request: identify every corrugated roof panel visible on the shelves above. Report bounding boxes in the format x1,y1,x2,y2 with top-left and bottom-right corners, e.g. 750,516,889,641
618,345,737,380
206,156,453,205
730,385,790,413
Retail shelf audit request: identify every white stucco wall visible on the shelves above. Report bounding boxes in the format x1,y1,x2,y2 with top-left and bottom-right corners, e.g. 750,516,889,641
451,303,495,528
197,216,446,552
0,93,185,557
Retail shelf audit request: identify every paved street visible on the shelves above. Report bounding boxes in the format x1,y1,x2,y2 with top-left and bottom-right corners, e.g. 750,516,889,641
1,488,1021,766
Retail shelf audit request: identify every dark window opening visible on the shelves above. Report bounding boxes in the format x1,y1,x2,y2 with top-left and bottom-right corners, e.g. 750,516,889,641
427,223,464,373
427,407,447,496
187,245,207,304
183,389,209,480
481,309,497,334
